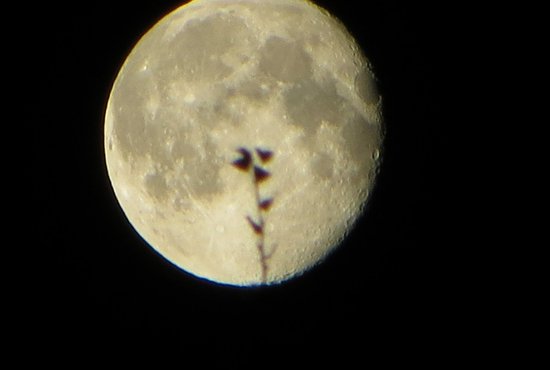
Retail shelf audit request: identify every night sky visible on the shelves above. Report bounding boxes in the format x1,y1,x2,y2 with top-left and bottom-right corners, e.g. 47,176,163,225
27,0,473,352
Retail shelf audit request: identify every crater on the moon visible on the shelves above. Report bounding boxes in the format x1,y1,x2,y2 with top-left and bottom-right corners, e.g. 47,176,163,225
284,77,349,135
259,36,313,82
355,66,380,105
311,152,334,179
164,14,249,80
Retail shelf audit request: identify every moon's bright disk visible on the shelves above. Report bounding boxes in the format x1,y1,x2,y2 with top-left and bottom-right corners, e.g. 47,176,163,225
105,0,383,286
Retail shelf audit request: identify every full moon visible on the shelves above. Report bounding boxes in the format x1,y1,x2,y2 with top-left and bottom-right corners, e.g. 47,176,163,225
105,0,383,286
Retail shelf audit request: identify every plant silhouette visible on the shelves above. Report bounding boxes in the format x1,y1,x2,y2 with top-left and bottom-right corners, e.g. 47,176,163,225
232,147,276,283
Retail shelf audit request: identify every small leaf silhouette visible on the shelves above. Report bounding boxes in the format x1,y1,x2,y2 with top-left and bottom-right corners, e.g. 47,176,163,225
246,216,263,234
256,148,273,163
254,166,270,182
259,198,274,211
232,148,252,171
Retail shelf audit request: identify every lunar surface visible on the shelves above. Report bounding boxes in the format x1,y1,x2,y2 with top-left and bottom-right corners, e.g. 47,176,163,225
105,0,383,286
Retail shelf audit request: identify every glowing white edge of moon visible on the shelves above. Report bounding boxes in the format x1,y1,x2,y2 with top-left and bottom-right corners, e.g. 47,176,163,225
104,0,383,286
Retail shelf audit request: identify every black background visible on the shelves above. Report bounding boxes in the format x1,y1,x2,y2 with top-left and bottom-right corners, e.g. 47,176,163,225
28,0,474,351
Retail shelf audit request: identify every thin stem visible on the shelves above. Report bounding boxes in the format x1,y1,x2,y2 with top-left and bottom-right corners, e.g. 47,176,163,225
252,171,268,283
232,146,275,284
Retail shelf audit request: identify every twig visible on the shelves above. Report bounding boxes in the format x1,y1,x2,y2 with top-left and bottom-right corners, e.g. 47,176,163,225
232,147,276,283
